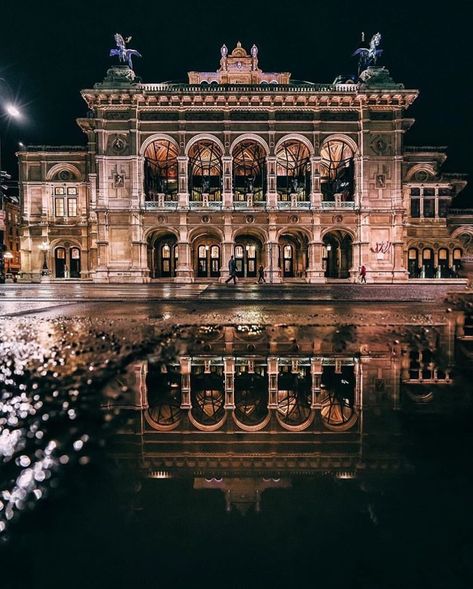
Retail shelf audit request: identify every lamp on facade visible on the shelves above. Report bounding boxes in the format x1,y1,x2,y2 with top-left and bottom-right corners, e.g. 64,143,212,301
326,244,332,252
38,241,49,276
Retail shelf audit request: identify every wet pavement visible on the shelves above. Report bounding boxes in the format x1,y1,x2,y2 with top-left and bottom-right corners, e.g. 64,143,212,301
1,287,473,588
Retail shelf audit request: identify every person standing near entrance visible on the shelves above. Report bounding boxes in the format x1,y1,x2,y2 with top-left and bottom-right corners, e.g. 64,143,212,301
257,265,266,284
359,264,367,283
225,255,237,284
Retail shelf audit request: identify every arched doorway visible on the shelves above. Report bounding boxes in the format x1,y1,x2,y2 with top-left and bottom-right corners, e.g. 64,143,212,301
234,235,263,278
54,245,81,279
193,235,221,278
323,231,353,279
54,247,66,278
148,233,178,278
279,231,309,279
70,247,81,278
422,248,434,278
408,247,419,278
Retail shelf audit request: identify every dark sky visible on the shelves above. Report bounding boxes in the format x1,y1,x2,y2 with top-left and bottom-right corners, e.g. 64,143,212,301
1,0,472,204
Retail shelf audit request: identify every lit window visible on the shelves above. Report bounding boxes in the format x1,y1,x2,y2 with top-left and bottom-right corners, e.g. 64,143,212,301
67,187,78,195
55,198,65,216
54,187,66,195
67,198,77,217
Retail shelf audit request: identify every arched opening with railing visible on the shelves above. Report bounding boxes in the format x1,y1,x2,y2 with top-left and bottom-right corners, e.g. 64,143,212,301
143,139,178,202
276,140,311,201
320,139,355,202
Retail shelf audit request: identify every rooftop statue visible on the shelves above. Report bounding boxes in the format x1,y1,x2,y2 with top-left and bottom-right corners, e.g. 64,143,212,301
353,32,383,77
109,34,142,70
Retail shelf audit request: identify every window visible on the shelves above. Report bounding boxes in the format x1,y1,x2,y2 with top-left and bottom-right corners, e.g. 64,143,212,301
67,187,78,195
55,198,65,216
410,198,420,218
54,187,66,195
144,139,179,200
438,199,449,217
410,187,421,196
320,140,355,201
67,198,77,217
423,197,435,218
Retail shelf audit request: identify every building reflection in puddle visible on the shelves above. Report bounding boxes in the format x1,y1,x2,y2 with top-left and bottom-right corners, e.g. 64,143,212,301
109,308,473,514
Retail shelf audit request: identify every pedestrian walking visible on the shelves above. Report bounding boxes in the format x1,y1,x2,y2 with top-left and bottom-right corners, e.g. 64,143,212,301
359,264,367,283
225,255,237,284
257,265,266,284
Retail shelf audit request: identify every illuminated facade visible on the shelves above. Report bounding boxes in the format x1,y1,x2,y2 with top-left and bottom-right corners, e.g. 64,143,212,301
18,42,470,282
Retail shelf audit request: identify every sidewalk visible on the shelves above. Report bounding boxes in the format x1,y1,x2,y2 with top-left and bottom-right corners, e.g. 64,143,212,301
0,281,470,304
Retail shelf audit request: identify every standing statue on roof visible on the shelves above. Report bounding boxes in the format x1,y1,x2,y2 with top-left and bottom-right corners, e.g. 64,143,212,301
353,32,383,77
109,34,142,70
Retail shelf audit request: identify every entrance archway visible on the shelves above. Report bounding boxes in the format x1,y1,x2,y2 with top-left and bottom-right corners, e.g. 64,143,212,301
54,245,81,279
323,230,353,279
234,235,263,278
278,231,309,279
55,247,66,278
193,235,221,278
148,233,178,278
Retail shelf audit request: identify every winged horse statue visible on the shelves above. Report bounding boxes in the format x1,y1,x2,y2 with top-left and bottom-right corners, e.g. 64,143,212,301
109,34,142,70
353,32,383,76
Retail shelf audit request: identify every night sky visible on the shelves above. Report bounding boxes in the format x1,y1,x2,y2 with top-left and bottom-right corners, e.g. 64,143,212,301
1,0,471,204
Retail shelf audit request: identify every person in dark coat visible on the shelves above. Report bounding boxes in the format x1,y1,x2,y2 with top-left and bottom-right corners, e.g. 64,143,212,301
225,255,237,284
257,265,266,283
359,264,367,283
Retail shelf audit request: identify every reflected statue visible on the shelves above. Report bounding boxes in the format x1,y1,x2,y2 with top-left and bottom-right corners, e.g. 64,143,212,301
353,32,383,76
109,33,142,70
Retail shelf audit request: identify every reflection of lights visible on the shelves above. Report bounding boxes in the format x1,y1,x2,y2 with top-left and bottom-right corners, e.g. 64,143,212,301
336,472,356,479
149,471,171,479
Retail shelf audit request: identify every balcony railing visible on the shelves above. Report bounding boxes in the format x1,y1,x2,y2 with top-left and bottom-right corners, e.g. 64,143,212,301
189,200,223,210
233,200,266,210
144,200,178,210
277,200,311,210
321,200,356,210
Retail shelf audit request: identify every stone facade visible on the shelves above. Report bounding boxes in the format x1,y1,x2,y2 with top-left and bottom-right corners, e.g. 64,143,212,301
18,43,470,283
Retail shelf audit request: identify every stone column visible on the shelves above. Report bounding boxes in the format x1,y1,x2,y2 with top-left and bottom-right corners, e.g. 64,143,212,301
178,156,189,209
266,156,277,209
180,357,192,409
310,156,321,208
267,357,278,409
311,358,322,409
224,357,235,409
307,225,325,283
266,215,281,283
220,213,234,282
176,214,193,282
222,156,233,209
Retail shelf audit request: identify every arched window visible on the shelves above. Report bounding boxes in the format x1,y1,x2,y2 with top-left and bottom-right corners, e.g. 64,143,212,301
422,248,434,278
144,139,178,201
320,140,354,201
70,247,81,278
438,248,449,277
188,140,222,201
54,247,66,279
408,247,419,278
196,242,220,278
453,248,463,277
232,141,266,201
276,140,311,200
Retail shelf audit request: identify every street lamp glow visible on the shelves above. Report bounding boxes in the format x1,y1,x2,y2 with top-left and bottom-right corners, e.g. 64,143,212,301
5,104,21,118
